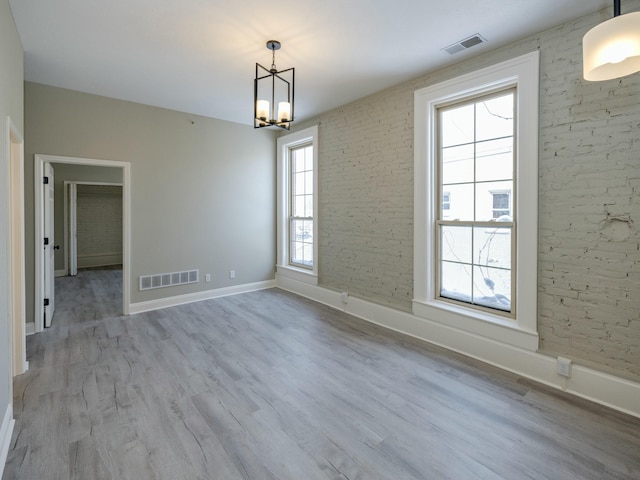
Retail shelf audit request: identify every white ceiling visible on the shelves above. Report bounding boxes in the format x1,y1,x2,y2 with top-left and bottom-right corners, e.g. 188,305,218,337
10,0,610,126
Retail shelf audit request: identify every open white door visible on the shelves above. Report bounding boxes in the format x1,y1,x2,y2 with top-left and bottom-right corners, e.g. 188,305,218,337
43,163,56,327
68,183,78,276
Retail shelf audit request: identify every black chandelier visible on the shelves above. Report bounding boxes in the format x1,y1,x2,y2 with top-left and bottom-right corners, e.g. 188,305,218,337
254,40,295,130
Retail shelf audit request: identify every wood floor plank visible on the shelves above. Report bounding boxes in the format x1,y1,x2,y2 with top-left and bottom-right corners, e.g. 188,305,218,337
4,267,640,479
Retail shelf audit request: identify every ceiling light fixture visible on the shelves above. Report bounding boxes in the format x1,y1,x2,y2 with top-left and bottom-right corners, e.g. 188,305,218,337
583,0,640,81
254,40,295,130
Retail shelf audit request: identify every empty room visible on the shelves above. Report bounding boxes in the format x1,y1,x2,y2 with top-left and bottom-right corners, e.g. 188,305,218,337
1,0,639,478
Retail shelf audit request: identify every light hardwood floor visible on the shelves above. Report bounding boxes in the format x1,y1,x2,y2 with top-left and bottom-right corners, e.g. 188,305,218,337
4,268,640,479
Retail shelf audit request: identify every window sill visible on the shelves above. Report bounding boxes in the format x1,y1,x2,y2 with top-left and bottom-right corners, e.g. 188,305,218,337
412,298,538,351
276,264,318,285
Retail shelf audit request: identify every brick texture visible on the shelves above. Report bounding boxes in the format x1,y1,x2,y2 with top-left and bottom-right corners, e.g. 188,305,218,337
293,1,640,380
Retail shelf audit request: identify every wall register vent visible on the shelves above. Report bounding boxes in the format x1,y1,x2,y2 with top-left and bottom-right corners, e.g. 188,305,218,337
139,269,199,291
442,34,487,55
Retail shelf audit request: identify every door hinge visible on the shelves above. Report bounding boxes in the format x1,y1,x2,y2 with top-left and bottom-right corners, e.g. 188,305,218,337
44,298,50,307
44,237,49,246
43,176,49,184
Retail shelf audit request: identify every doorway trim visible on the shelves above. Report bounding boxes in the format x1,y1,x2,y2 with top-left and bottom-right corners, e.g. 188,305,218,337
34,154,131,333
7,116,27,376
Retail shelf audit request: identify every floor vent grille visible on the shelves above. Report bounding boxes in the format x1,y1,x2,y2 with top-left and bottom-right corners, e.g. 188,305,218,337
139,269,199,291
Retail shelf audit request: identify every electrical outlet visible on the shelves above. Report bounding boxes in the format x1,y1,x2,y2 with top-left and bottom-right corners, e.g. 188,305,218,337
205,274,211,282
229,270,236,279
341,292,348,304
557,357,572,378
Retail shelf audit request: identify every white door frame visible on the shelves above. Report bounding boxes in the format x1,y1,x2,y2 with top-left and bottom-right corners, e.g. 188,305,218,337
34,154,131,333
43,163,55,327
64,181,77,277
63,181,123,276
7,116,27,376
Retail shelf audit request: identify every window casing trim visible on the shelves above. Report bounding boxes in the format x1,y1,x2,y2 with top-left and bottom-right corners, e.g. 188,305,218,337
276,125,319,285
413,51,539,350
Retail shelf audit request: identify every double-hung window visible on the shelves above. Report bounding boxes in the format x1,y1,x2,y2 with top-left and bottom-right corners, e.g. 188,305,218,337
290,144,314,268
437,89,515,314
276,125,318,284
414,52,539,350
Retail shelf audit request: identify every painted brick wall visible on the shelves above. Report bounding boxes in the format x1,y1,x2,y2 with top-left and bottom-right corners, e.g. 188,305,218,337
76,184,123,267
293,2,640,380
536,8,640,380
313,99,415,310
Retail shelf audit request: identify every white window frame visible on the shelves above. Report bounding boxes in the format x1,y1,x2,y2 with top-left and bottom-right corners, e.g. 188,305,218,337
414,52,539,350
276,125,319,285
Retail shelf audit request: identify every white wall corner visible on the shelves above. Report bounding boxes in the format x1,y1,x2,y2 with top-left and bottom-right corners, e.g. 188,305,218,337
275,275,640,419
0,404,15,479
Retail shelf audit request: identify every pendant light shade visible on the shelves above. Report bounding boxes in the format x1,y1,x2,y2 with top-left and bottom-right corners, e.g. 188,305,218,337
583,1,640,81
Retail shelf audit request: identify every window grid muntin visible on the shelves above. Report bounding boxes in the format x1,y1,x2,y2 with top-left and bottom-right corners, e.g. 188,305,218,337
436,88,517,316
289,144,314,269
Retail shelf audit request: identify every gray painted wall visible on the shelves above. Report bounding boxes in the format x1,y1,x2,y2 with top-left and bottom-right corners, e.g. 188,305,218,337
292,3,640,381
0,0,24,442
24,82,277,321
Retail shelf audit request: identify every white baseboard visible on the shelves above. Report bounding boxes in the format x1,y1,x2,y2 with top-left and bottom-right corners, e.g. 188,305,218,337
54,269,66,278
129,280,277,315
0,404,15,479
276,274,640,419
77,253,122,269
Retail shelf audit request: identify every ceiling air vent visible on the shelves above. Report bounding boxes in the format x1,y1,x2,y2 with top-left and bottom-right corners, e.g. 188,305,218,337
443,34,487,55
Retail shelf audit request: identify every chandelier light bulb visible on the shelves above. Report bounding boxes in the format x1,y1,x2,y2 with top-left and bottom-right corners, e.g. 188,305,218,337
257,100,270,121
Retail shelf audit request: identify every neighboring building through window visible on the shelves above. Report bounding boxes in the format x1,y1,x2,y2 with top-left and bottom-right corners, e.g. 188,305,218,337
491,191,511,219
442,192,451,213
276,125,319,285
